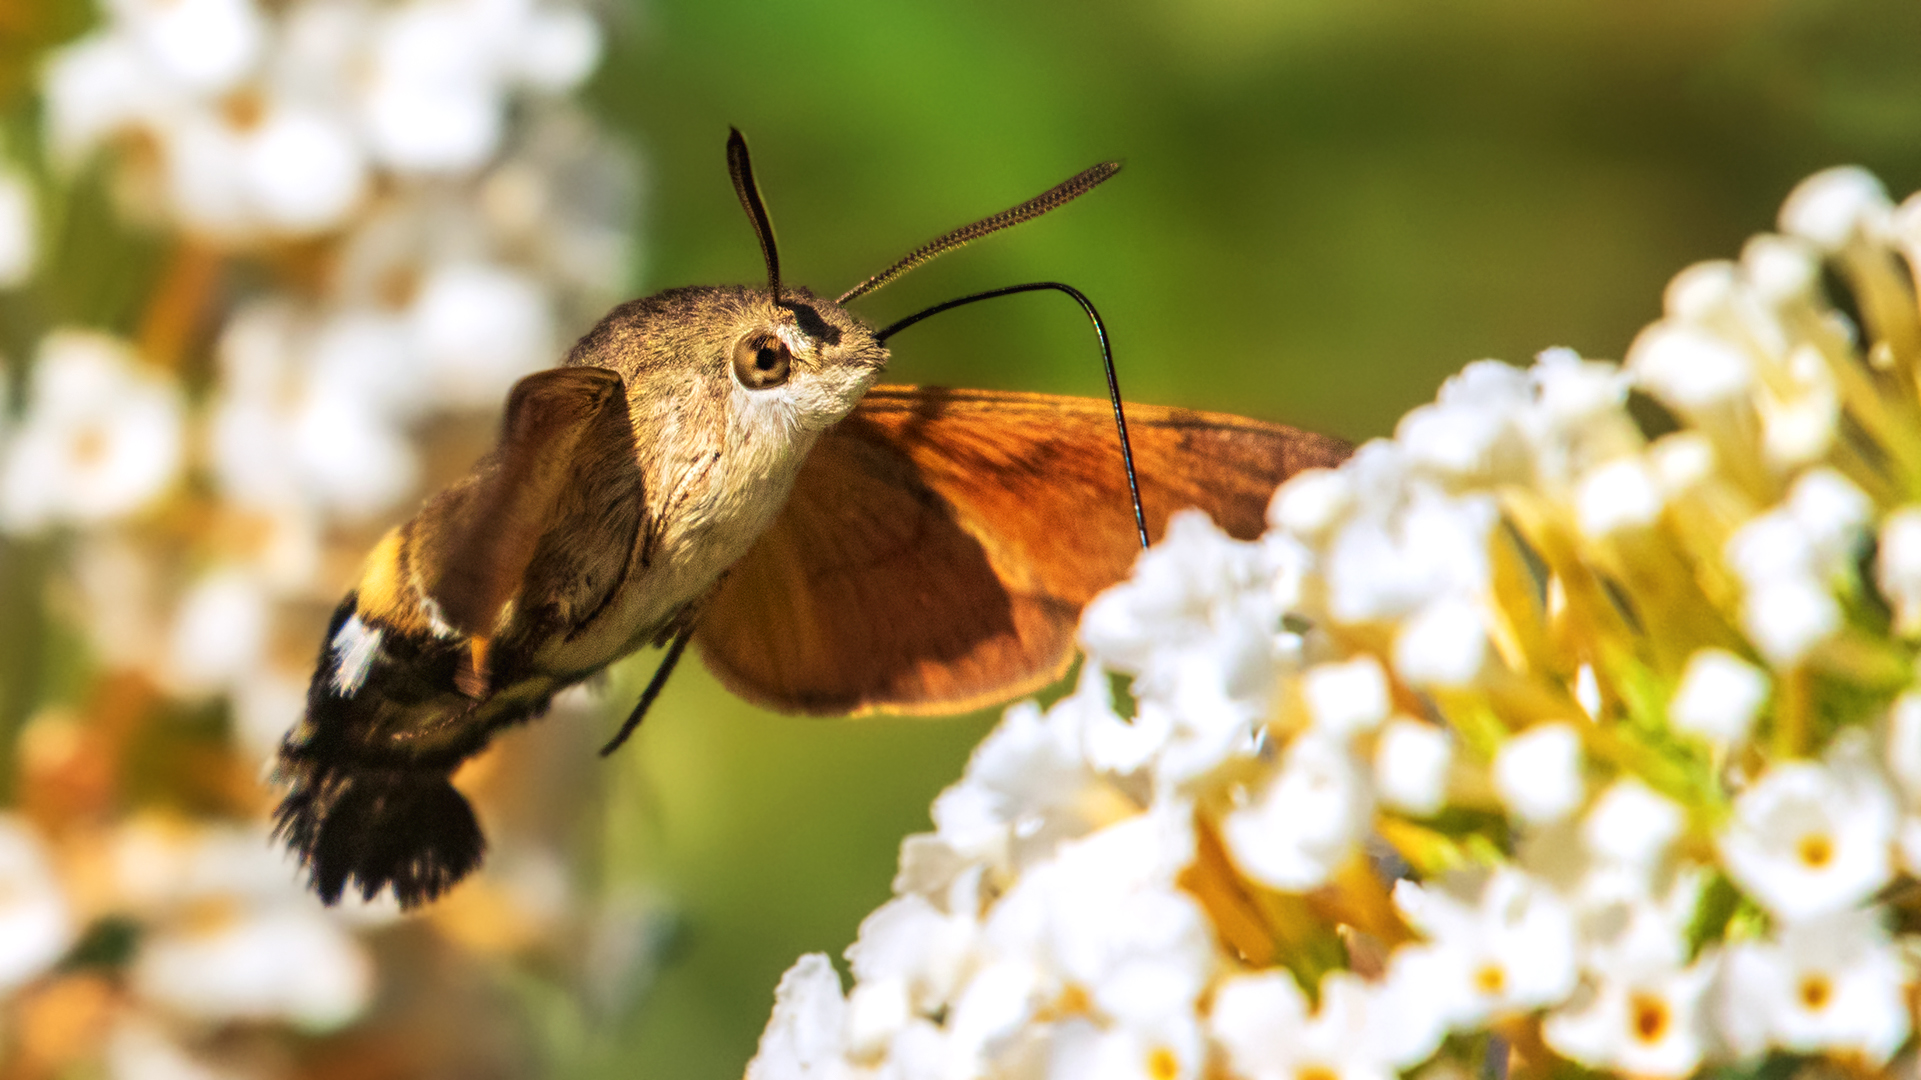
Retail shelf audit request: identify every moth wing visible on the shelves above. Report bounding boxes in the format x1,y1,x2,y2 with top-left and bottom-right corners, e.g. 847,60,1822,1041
415,365,643,644
694,385,1350,716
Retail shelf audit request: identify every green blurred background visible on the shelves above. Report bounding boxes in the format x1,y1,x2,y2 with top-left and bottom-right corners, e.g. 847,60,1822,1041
570,0,1921,1076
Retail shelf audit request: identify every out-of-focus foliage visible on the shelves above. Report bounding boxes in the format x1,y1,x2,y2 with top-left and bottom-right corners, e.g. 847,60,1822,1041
1,0,1918,1078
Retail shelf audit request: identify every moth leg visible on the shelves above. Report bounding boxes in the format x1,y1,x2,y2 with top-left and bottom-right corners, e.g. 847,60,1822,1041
598,625,694,757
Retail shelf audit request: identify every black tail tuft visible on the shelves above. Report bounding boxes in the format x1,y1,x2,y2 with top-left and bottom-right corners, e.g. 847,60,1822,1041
274,765,486,909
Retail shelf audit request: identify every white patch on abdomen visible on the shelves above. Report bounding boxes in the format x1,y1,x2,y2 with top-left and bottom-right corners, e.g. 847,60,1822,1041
328,615,384,697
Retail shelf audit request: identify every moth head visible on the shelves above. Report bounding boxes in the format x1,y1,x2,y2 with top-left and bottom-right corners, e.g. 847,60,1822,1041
717,286,888,432
563,284,887,450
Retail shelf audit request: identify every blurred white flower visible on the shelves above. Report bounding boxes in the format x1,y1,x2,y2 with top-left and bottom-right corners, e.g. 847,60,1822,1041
1392,869,1579,1029
1392,595,1489,688
1718,735,1896,923
107,1018,251,1080
1876,507,1921,636
1211,971,1397,1080
1576,457,1664,538
1223,733,1370,890
1716,910,1909,1063
1542,952,1719,1080
1493,722,1585,826
1373,716,1451,816
0,816,76,992
160,569,273,698
210,301,421,520
113,0,264,94
1668,648,1767,746
0,166,38,287
1779,166,1893,252
1580,781,1684,872
108,816,379,1031
0,330,184,533
133,903,373,1031
409,259,555,406
1301,655,1391,738
44,0,604,240
746,955,848,1080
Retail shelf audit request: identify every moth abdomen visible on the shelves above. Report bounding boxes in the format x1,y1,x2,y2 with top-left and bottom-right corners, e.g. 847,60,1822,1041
274,593,564,908
273,762,485,907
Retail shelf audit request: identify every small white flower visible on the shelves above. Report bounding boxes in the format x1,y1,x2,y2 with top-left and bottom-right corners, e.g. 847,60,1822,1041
1886,690,1921,806
1576,457,1664,538
241,106,368,233
1394,360,1531,484
1210,970,1397,1080
1581,780,1684,871
115,0,265,94
1779,166,1894,251
746,954,851,1080
1049,1015,1205,1080
361,3,506,174
1493,723,1585,826
1391,596,1488,688
1223,734,1371,891
979,810,1210,1029
0,167,37,287
162,569,272,697
133,903,374,1031
409,260,554,407
1391,868,1580,1029
1876,506,1921,635
42,33,157,166
845,894,978,1017
1542,953,1719,1080
0,815,74,992
1718,735,1896,923
1716,910,1909,1063
1628,323,1754,413
843,977,911,1062
511,6,602,92
1301,654,1391,737
1268,467,1350,539
1784,468,1871,573
0,330,184,533
107,1019,242,1080
1741,575,1841,667
1327,489,1496,626
1668,648,1768,746
1373,716,1451,816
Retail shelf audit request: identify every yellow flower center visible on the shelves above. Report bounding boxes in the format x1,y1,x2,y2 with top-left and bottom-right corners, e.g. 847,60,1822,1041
69,425,108,467
1629,992,1670,1044
1798,974,1833,1012
1474,962,1507,997
1147,1046,1181,1080
1796,833,1835,869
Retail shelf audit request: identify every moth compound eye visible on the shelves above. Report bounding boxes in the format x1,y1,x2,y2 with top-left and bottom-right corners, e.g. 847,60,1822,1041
732,333,792,390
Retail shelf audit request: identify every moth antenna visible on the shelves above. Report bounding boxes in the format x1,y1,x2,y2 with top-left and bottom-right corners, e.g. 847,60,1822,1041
878,282,1149,550
837,161,1121,305
599,624,694,756
727,127,782,303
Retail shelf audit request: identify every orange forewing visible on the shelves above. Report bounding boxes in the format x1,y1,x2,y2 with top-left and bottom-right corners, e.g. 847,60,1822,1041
695,385,1350,716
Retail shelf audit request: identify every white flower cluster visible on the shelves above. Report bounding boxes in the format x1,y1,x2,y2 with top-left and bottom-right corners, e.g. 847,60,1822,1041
0,0,635,1072
47,0,600,237
0,809,378,1073
0,0,635,756
746,167,1921,1080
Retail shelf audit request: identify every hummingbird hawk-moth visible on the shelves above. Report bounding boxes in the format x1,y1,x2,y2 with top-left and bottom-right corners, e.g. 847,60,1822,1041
273,130,1350,908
